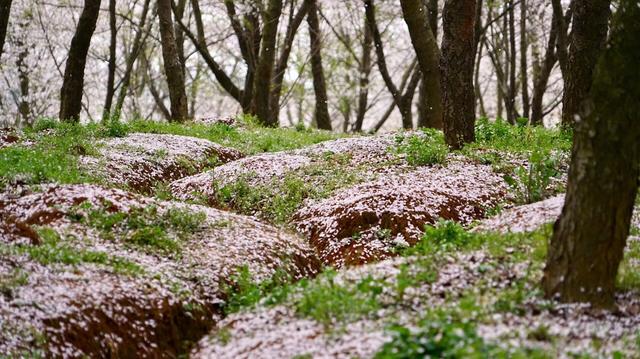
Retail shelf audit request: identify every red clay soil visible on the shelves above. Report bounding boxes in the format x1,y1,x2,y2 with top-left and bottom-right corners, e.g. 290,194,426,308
0,128,19,149
80,133,243,193
293,162,508,268
0,184,321,357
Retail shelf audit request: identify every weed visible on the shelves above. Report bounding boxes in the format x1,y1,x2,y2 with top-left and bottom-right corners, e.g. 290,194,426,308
0,227,142,275
295,271,383,327
395,128,448,166
70,203,205,255
0,269,29,298
223,266,293,314
504,148,562,204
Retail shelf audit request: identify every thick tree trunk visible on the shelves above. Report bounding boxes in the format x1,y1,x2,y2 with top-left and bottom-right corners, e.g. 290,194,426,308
560,0,610,127
440,0,476,149
0,0,11,61
252,0,283,126
59,0,102,123
307,0,331,131
542,0,640,308
400,0,443,129
158,0,188,122
102,0,117,121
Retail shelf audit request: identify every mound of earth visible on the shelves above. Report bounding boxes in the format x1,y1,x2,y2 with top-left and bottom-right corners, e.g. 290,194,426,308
80,133,243,193
293,162,508,267
0,128,19,149
0,184,320,357
191,252,505,358
474,195,565,233
170,153,312,204
474,195,640,234
192,252,640,358
293,134,400,166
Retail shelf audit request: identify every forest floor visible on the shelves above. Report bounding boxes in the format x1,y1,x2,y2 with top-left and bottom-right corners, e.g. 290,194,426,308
0,117,639,358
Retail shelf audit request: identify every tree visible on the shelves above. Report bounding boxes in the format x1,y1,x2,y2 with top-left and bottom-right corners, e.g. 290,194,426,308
365,0,420,130
440,0,477,149
542,0,640,308
560,0,610,127
59,0,102,123
0,0,11,61
400,0,443,129
252,0,284,126
158,0,188,122
102,0,117,121
307,0,331,131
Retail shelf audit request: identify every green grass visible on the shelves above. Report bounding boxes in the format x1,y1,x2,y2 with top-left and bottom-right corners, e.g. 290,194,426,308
0,227,142,275
0,116,345,191
394,128,448,166
213,155,362,224
70,203,206,255
127,115,345,155
617,238,640,291
472,117,572,154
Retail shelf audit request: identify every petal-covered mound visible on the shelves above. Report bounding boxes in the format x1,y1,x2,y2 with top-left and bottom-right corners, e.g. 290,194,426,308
474,195,565,233
170,153,312,204
80,133,243,193
0,184,320,357
293,134,399,166
293,162,508,267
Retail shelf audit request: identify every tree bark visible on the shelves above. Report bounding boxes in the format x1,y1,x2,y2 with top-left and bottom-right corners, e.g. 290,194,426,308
102,0,117,121
542,1,640,308
530,11,558,126
59,0,102,123
440,0,476,149
270,0,312,123
364,0,412,129
507,0,518,123
113,0,152,118
519,0,530,120
252,0,283,126
158,0,188,122
560,0,610,127
354,17,373,132
307,0,331,131
0,0,11,61
400,0,443,129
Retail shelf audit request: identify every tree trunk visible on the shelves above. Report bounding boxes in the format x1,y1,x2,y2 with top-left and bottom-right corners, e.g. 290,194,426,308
400,0,443,129
364,0,411,129
560,0,610,127
542,1,640,308
59,0,102,123
113,0,152,118
252,0,283,126
17,31,29,124
354,18,373,132
307,0,331,131
158,0,188,122
0,0,11,61
520,0,530,120
440,0,476,149
530,3,560,126
507,0,518,123
270,0,312,123
102,0,117,121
